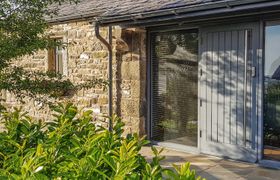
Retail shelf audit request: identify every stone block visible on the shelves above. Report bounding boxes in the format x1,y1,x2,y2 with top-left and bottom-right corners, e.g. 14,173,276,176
97,97,108,105
92,51,108,58
130,81,141,98
121,100,140,117
121,61,140,80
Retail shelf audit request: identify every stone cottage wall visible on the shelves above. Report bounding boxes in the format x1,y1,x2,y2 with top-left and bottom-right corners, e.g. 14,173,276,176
114,28,147,136
0,21,147,135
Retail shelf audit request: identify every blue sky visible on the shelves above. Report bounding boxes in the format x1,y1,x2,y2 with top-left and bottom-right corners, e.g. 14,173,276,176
265,25,280,77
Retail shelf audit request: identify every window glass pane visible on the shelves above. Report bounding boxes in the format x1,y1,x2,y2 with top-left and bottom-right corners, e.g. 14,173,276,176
151,30,198,147
55,39,63,74
264,24,280,161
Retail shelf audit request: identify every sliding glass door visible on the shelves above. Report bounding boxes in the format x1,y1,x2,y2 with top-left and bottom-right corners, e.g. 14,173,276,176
151,30,198,147
264,22,280,161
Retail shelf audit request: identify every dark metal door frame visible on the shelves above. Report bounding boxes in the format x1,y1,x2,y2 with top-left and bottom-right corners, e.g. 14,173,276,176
146,27,201,154
145,14,280,169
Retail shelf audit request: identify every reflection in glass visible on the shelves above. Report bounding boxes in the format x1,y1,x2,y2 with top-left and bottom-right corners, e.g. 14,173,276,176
264,24,280,161
55,39,64,74
151,30,198,147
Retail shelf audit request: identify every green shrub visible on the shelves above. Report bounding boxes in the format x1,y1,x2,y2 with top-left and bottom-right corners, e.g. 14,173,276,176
0,103,204,180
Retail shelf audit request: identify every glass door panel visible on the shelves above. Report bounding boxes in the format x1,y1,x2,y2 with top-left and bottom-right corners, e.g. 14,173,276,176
151,30,198,147
264,22,280,161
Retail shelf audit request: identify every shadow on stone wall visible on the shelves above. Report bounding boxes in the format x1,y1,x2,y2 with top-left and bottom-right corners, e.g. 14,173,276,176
115,28,147,136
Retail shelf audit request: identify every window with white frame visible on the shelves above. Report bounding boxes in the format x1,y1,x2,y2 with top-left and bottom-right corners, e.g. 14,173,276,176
48,38,66,75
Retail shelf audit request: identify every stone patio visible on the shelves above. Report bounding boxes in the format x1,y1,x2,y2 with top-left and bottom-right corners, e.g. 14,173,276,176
140,146,280,180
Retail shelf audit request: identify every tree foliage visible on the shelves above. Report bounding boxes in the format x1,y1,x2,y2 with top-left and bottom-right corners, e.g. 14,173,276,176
0,0,79,67
0,0,105,104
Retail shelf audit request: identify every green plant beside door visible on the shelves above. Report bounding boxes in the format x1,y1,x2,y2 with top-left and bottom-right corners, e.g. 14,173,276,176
0,103,205,180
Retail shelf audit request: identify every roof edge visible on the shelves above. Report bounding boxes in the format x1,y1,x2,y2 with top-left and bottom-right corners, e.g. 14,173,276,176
46,0,273,25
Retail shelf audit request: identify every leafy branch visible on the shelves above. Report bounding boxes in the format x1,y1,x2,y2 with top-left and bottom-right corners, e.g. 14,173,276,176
0,66,108,105
0,0,109,105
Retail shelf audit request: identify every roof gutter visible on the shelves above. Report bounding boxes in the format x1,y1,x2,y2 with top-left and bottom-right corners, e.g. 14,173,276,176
97,0,277,26
94,22,113,131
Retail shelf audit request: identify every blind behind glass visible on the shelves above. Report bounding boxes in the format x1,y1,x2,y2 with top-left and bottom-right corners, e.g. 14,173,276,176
151,30,198,147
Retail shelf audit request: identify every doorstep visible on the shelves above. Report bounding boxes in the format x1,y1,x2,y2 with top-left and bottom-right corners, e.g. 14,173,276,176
140,146,280,180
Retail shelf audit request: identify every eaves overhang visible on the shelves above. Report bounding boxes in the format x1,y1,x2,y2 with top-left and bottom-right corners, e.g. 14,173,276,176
97,0,280,27
47,0,280,27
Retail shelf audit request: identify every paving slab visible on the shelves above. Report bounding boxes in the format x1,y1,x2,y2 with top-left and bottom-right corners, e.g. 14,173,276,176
140,146,280,180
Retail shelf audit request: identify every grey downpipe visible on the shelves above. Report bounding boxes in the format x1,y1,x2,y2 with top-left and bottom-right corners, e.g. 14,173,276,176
95,23,113,131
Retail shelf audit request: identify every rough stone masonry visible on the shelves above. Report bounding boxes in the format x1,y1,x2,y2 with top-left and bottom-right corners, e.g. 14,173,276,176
1,21,147,136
